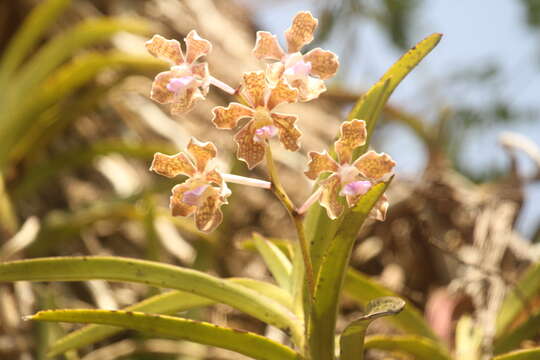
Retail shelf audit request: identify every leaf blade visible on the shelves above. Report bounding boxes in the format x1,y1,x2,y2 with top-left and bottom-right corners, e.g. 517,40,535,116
364,335,451,360
29,310,301,360
0,256,301,341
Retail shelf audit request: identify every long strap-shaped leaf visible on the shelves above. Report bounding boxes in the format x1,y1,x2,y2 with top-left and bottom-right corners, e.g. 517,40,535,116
340,297,405,360
253,233,292,291
0,256,302,342
28,310,301,360
364,335,451,360
48,277,291,357
493,348,540,360
309,182,390,360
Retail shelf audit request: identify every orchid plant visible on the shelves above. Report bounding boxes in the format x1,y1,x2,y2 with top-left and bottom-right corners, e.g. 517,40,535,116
2,9,537,360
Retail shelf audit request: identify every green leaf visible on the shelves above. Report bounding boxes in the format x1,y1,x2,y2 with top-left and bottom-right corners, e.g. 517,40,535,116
344,268,439,340
494,309,540,355
253,233,293,291
340,297,405,360
0,256,302,342
493,348,540,360
351,33,442,156
29,310,301,360
309,181,390,360
496,262,540,336
48,278,291,357
0,0,71,87
364,335,451,360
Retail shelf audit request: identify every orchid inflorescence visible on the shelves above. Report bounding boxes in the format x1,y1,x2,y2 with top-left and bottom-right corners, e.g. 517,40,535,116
146,11,395,233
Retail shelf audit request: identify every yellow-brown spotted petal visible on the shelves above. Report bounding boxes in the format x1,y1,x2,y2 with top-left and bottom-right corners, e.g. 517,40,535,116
271,112,301,151
185,30,212,64
195,188,224,232
267,79,299,110
304,150,339,180
320,175,343,219
150,152,196,178
253,31,286,60
285,11,318,53
150,71,175,104
291,77,326,102
234,120,266,169
170,183,197,217
187,138,217,173
303,48,339,79
354,151,396,181
205,169,223,186
335,119,367,164
146,35,184,65
170,88,204,115
211,103,254,129
241,71,266,108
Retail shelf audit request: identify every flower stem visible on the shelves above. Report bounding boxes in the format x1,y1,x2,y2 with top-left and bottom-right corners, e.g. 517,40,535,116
264,144,315,298
221,173,271,189
209,76,236,95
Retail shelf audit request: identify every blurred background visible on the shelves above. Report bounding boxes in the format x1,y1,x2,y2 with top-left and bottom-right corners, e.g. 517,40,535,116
0,0,539,359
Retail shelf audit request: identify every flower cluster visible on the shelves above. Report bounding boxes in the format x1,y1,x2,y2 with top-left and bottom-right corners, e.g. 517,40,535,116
147,11,395,232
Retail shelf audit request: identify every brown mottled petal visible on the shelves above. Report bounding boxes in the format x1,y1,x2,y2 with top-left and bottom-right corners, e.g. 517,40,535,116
187,138,217,173
267,79,298,110
170,88,204,115
146,35,184,65
205,169,223,186
285,11,318,53
335,119,367,164
271,112,301,151
303,48,339,80
170,183,197,217
150,71,175,104
241,71,266,108
354,150,396,181
150,152,196,178
293,76,326,102
320,175,343,220
304,150,339,180
195,188,223,232
253,31,286,60
211,103,254,129
370,194,389,221
266,62,285,85
234,120,266,169
185,30,212,64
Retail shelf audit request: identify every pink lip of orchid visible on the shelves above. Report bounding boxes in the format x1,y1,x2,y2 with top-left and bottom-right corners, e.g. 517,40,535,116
166,76,196,93
253,125,279,142
284,60,312,78
341,181,372,196
182,184,209,206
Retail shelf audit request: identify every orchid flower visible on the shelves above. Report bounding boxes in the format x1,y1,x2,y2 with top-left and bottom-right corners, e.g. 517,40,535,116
150,138,231,232
252,11,339,102
146,31,234,115
303,119,395,220
211,71,301,169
